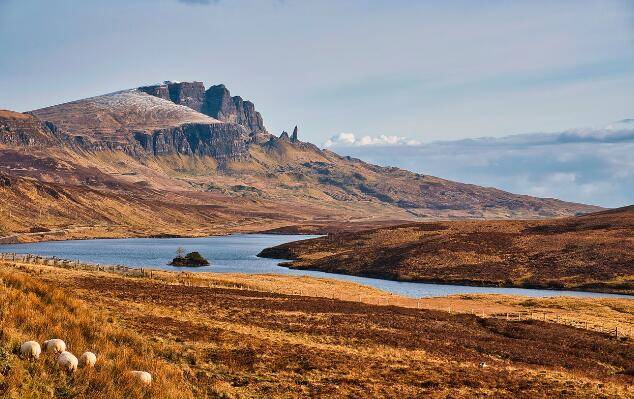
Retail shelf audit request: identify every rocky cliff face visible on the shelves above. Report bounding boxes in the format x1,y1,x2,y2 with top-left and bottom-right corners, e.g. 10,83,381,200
0,110,65,147
28,90,251,163
140,82,268,139
202,84,267,136
139,81,206,112
138,84,170,101
168,81,206,112
133,122,250,161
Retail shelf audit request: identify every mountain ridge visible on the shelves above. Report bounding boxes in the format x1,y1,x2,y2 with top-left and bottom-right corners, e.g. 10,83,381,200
0,81,602,241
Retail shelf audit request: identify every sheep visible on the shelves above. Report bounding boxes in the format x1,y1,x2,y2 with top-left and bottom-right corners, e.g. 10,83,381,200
42,339,66,354
79,351,97,368
20,341,41,360
128,370,152,386
57,351,78,372
479,362,488,368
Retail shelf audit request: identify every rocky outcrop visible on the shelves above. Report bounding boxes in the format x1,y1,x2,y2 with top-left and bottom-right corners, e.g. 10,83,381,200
168,81,206,112
264,126,320,151
0,172,11,187
140,82,267,138
139,81,206,112
202,84,266,136
26,88,252,163
0,110,65,147
203,85,236,122
291,126,298,142
133,122,251,161
138,84,170,101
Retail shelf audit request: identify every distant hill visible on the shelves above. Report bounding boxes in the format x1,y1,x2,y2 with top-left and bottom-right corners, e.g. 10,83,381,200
259,206,634,294
0,81,601,241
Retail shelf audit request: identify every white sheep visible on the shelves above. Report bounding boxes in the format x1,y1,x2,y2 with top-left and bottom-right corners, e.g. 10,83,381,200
42,339,66,354
79,351,97,368
57,351,78,372
20,341,42,360
129,370,152,386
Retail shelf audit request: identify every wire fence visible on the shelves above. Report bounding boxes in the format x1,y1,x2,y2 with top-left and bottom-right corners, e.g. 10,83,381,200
1,252,631,340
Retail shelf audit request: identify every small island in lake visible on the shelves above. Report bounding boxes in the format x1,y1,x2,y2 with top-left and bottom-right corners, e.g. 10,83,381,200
169,249,210,267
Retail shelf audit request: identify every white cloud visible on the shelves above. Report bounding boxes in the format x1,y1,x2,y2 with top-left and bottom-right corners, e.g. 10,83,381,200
327,120,634,208
324,132,420,148
605,118,634,131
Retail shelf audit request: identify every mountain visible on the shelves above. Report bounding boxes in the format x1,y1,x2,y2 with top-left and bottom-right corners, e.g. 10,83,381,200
258,206,634,294
0,81,601,242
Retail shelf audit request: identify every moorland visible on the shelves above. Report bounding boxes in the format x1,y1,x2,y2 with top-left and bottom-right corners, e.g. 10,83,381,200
0,259,632,398
260,206,634,294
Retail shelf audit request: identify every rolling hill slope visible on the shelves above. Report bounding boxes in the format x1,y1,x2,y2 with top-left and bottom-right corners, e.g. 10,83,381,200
259,206,634,294
0,81,602,241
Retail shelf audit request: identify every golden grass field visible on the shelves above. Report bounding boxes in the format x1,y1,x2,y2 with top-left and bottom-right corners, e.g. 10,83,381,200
0,259,632,398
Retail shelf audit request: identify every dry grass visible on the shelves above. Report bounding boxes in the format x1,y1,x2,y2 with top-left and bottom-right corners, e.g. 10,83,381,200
260,207,634,294
1,261,632,398
0,267,193,398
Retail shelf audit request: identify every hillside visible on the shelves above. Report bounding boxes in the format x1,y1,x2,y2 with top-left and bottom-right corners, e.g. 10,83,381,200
0,81,601,241
1,259,632,398
259,206,634,294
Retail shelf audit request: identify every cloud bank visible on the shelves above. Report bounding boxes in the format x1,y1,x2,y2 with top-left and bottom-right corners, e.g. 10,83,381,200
326,121,634,208
324,132,420,147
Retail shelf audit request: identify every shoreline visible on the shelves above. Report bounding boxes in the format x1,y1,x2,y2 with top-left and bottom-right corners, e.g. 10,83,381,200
1,243,631,299
259,257,634,297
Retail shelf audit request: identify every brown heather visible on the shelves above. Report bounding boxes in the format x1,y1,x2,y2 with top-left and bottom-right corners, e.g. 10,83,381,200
0,261,632,398
260,206,634,294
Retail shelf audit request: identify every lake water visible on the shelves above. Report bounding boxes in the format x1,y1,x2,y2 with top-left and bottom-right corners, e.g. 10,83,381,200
1,234,630,299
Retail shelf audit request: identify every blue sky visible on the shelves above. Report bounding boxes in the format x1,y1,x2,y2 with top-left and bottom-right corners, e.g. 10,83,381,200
0,0,633,206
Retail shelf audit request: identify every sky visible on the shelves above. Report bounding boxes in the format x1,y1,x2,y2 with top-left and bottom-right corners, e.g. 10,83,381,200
0,0,633,207
326,119,634,208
